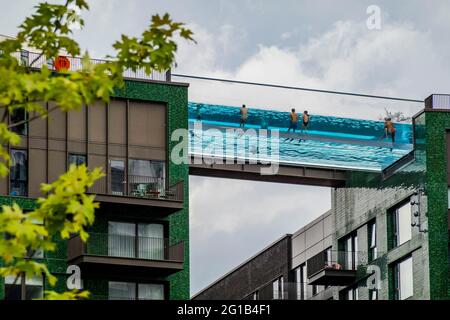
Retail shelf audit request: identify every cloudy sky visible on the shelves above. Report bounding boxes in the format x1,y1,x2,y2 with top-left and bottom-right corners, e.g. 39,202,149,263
2,0,450,296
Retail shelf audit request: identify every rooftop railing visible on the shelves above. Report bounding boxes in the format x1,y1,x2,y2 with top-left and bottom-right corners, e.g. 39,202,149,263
11,50,170,82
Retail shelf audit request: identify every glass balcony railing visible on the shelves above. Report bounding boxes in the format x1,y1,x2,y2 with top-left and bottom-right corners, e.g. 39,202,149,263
88,174,184,202
68,233,184,263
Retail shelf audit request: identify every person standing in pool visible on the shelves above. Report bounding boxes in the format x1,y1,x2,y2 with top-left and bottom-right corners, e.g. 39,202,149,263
288,108,298,133
240,104,248,128
195,104,202,121
286,108,298,141
301,110,310,133
384,117,396,143
298,110,311,142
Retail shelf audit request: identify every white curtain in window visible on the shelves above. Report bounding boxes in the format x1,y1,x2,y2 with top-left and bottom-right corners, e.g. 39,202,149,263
138,223,164,260
397,203,412,246
108,222,136,258
109,281,136,300
138,283,164,300
399,257,413,300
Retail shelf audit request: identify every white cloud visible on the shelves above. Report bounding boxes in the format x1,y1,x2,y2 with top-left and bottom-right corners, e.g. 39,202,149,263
174,18,448,120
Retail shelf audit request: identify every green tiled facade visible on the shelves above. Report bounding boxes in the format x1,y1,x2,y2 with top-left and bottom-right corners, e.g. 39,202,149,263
422,111,450,300
0,79,190,300
113,80,190,299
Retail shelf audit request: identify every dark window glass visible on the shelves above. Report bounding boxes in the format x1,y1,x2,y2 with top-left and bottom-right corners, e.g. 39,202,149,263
341,286,358,300
10,149,27,196
68,154,87,166
4,275,43,300
110,160,125,195
10,108,27,136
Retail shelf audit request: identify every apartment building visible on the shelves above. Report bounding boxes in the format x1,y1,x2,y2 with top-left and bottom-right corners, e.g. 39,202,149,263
0,58,190,300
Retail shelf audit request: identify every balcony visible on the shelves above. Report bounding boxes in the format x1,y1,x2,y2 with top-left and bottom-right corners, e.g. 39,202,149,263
307,251,361,286
88,174,184,212
67,233,184,277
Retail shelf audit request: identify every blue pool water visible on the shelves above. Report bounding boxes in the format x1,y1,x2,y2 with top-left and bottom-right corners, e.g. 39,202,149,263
188,102,414,172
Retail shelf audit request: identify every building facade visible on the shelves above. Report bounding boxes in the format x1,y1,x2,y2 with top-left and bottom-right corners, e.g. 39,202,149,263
0,76,190,300
193,94,450,300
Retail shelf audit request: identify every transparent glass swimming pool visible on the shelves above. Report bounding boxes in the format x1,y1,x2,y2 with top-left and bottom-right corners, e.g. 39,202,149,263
188,102,414,172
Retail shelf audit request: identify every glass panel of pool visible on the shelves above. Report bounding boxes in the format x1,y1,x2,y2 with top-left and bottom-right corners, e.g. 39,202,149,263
188,102,414,172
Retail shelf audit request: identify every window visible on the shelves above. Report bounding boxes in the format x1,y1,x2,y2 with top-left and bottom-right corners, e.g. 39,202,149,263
110,160,125,195
368,220,377,261
391,200,412,248
341,232,358,270
108,221,165,260
10,149,27,196
108,281,165,300
341,286,359,300
4,275,43,300
68,154,87,166
369,289,378,300
272,277,284,300
128,159,166,196
20,50,29,66
294,264,307,300
10,108,27,136
392,256,413,300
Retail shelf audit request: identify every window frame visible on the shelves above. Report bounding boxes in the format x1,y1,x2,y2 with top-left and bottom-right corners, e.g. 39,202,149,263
294,263,307,300
392,255,414,300
272,276,284,300
368,219,377,261
9,148,28,197
68,153,87,166
108,280,166,300
390,198,413,249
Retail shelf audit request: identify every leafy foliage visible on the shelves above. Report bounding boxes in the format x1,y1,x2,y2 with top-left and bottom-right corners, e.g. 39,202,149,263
0,0,193,300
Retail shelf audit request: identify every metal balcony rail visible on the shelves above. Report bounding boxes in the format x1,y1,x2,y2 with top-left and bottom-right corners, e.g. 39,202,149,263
307,250,369,278
88,174,184,202
90,295,162,301
11,50,170,82
68,233,184,262
244,282,315,301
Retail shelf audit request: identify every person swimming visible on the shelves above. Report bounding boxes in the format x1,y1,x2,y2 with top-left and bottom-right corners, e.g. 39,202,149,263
240,104,248,128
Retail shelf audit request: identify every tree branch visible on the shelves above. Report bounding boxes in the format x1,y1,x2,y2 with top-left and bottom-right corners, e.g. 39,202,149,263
28,0,71,69
7,105,59,129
